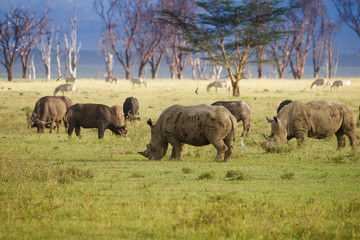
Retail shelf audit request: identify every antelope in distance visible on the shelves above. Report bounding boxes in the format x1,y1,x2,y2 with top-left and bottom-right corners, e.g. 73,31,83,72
130,77,147,88
207,79,231,93
105,76,117,84
54,78,77,96
310,78,332,89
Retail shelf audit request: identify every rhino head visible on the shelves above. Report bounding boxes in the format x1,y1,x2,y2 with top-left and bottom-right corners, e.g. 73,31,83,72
253,116,287,147
138,119,168,160
265,116,287,146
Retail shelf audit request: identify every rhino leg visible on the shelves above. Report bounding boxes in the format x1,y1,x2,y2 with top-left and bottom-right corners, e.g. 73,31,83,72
241,119,250,137
335,131,347,149
343,127,358,150
223,137,233,162
211,140,228,162
295,130,306,146
167,136,184,161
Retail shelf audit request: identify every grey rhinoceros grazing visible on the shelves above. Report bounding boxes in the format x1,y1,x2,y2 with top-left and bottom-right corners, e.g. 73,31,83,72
254,100,358,150
138,104,237,162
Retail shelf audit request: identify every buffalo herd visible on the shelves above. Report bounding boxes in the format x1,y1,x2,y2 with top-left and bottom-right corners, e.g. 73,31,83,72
28,89,358,161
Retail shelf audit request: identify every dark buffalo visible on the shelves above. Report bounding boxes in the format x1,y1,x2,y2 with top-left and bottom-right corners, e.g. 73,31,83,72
28,96,73,133
211,100,251,137
123,97,140,121
254,100,358,150
67,103,127,139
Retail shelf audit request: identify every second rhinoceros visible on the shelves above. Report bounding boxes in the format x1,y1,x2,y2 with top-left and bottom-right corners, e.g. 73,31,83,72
138,104,237,162
254,100,358,149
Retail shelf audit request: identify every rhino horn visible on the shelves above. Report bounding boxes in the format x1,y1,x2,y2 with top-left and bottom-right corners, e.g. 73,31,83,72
138,151,149,158
262,134,270,140
266,117,273,123
252,137,266,148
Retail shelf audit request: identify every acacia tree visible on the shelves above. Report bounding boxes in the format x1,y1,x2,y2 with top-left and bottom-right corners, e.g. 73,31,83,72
162,0,290,96
332,0,360,37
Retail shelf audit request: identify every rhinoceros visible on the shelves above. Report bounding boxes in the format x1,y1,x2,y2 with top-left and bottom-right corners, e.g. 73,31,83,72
211,100,252,137
138,104,237,162
254,100,358,149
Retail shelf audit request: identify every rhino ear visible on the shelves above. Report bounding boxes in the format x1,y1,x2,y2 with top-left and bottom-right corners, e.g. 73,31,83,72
147,119,153,127
273,117,279,122
266,117,274,123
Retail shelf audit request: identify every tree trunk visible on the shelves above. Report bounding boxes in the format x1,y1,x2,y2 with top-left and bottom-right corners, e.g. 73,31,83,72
177,72,183,80
232,81,240,96
7,64,14,81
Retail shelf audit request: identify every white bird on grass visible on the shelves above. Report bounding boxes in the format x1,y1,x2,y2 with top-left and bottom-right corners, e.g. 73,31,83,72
241,138,247,150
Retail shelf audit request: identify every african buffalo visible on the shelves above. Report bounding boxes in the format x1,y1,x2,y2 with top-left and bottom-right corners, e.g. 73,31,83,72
67,103,127,139
254,100,358,150
138,104,237,162
123,97,140,121
211,100,251,137
28,96,73,133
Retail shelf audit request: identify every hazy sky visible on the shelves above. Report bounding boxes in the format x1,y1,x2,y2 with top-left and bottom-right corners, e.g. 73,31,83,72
0,0,358,53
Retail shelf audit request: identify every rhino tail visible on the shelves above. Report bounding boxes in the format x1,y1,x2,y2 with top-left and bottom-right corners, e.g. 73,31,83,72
230,115,236,142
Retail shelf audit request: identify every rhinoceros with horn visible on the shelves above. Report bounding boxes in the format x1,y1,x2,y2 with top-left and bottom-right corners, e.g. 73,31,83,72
254,100,358,149
138,104,237,162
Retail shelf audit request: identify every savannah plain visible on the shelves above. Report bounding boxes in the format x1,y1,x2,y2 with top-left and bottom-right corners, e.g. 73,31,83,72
0,78,359,239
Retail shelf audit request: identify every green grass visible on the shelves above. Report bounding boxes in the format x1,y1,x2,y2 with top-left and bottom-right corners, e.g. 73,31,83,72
0,77,360,239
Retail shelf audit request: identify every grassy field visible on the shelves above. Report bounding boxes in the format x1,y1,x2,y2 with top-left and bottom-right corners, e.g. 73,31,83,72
0,77,359,239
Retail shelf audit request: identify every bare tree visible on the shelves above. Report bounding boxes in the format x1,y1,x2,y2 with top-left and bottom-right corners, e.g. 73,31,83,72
332,0,360,37
55,25,63,79
326,22,340,78
19,8,49,79
95,0,143,80
94,0,117,78
0,8,28,81
134,0,165,78
149,40,167,79
268,20,297,79
28,55,35,79
64,7,81,79
189,53,197,79
288,0,320,79
312,16,327,78
163,0,195,80
38,22,53,80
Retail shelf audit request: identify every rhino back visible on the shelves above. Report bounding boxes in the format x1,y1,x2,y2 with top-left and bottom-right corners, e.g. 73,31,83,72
160,104,233,146
284,101,352,138
211,101,251,122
